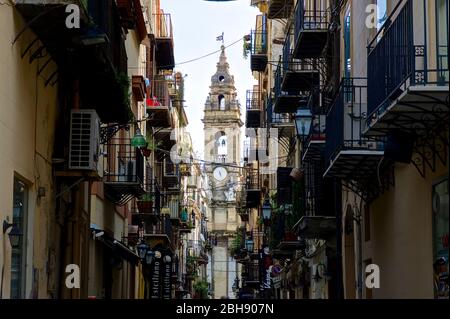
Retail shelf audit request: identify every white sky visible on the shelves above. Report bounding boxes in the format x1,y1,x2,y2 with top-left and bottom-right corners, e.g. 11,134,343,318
161,0,259,159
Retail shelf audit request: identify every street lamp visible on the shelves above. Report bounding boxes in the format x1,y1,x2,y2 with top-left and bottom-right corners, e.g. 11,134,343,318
261,197,272,223
295,106,313,139
137,242,149,260
245,239,254,253
3,220,21,248
131,128,147,148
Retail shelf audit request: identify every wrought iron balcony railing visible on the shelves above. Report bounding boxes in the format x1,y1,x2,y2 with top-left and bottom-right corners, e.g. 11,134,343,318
294,0,330,58
103,138,146,205
246,89,262,128
153,13,175,69
266,95,292,126
267,0,294,19
324,78,384,180
366,0,449,130
242,262,260,285
273,58,309,113
250,27,268,71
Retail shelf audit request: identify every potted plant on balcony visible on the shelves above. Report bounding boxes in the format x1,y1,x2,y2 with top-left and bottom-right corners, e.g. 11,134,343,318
137,193,154,214
243,34,251,59
141,139,162,158
193,280,209,299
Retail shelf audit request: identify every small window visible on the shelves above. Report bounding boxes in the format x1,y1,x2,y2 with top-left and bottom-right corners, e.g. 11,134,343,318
218,94,226,110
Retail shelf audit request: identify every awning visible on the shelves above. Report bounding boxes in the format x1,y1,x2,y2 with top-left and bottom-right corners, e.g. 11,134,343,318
96,233,139,265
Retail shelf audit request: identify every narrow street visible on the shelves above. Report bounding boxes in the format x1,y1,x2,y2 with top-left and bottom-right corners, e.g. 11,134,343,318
0,0,448,301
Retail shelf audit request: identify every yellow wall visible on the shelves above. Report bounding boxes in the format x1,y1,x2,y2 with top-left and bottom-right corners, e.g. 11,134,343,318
369,161,447,298
0,6,58,298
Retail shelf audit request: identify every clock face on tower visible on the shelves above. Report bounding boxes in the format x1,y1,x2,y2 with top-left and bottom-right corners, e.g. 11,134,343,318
213,166,228,182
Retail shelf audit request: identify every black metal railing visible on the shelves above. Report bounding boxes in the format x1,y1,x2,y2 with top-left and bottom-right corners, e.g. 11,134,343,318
294,0,330,40
283,34,318,77
88,0,128,74
304,160,325,216
148,77,172,107
146,214,173,239
153,13,173,39
104,138,144,185
325,78,384,166
307,112,326,143
266,95,291,125
243,262,260,283
274,59,283,98
251,29,268,56
367,0,449,121
245,167,260,190
246,90,262,111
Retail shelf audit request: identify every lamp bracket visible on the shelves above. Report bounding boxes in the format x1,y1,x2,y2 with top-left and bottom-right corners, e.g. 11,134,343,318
3,220,13,234
100,123,131,144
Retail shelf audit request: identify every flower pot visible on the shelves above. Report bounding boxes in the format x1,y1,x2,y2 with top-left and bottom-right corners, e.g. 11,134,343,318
141,148,152,157
137,201,153,214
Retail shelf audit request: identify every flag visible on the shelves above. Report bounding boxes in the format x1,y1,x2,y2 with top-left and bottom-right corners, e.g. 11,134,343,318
216,32,224,42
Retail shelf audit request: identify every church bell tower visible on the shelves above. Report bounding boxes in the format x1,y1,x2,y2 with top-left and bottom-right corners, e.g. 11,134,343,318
202,46,243,298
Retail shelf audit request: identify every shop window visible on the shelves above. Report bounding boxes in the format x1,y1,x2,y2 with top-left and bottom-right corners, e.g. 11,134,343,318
10,177,28,299
432,178,449,299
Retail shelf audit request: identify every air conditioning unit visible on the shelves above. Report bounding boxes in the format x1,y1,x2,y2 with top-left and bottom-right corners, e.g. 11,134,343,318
69,109,101,171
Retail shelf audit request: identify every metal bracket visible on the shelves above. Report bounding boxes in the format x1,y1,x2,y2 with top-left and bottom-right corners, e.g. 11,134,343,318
100,124,131,144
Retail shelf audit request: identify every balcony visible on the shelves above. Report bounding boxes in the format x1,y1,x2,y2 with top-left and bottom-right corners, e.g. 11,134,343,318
277,167,293,205
153,13,175,70
282,34,320,92
242,262,260,288
302,108,326,162
303,159,337,219
273,59,309,113
295,216,336,240
116,0,147,41
324,78,384,181
266,96,295,137
267,0,294,19
14,0,130,123
245,166,261,208
132,75,146,102
132,178,161,225
246,89,262,128
277,231,304,252
365,0,449,138
146,77,173,128
238,209,250,222
103,138,146,205
144,214,174,251
293,0,330,58
250,29,268,72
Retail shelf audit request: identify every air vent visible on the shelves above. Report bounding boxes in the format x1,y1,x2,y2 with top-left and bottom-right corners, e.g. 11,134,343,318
69,109,100,171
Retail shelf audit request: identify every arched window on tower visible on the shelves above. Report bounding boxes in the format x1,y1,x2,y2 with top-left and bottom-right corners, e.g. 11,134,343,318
218,94,226,110
217,133,227,163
